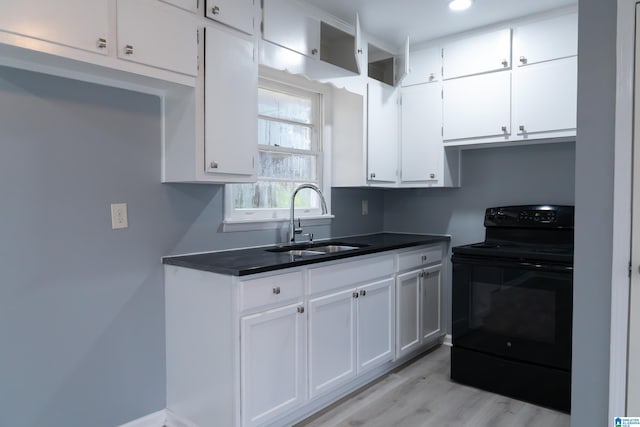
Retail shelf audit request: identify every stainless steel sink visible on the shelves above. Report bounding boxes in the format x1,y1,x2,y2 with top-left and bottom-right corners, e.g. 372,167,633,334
308,245,361,253
267,242,368,256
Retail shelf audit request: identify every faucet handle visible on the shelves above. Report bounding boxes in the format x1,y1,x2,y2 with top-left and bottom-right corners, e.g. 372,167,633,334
294,218,303,235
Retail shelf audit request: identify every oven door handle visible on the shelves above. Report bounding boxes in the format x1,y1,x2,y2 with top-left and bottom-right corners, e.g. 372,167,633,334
452,255,573,273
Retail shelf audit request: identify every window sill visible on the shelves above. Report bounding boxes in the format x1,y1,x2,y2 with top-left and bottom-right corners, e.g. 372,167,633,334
222,214,335,232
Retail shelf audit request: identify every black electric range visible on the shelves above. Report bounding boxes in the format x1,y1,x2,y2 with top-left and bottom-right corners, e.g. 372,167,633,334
451,205,574,412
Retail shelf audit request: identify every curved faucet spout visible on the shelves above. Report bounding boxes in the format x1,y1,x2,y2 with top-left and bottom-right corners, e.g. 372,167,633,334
290,183,328,243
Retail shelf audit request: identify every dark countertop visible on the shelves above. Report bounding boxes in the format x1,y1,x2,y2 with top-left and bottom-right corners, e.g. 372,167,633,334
162,233,450,276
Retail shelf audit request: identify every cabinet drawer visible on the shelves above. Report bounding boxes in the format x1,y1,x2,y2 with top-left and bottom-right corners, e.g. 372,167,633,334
308,255,394,295
397,246,442,272
239,271,304,312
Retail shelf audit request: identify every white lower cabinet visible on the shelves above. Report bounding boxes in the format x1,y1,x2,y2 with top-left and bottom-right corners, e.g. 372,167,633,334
309,289,357,397
357,278,395,372
396,262,443,359
241,303,307,427
165,243,445,427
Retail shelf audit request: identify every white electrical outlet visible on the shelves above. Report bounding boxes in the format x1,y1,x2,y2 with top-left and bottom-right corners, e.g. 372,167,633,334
111,203,128,229
362,200,369,216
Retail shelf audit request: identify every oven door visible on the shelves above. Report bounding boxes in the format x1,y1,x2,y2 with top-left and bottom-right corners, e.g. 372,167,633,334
452,254,572,371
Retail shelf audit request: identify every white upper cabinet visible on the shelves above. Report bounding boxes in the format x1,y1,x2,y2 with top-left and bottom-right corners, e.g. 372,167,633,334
204,25,257,179
117,0,198,76
442,28,511,79
263,0,320,58
514,12,578,66
400,83,442,184
443,71,511,141
205,0,255,35
402,47,441,87
0,0,109,55
161,0,198,13
513,56,577,136
367,80,399,183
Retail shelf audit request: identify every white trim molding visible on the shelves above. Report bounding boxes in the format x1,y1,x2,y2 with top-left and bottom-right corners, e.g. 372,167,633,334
118,409,201,427
118,410,167,427
610,0,636,419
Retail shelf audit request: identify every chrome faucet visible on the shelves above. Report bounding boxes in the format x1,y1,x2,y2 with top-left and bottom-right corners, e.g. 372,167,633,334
289,183,328,244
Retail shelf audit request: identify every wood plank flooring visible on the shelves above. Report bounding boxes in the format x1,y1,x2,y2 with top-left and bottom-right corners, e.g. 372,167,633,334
296,346,570,427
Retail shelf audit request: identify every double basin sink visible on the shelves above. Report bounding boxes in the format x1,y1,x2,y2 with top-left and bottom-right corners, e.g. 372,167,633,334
266,242,369,257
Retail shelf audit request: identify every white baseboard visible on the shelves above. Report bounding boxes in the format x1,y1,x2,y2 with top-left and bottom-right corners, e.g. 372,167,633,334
165,409,201,427
443,334,452,346
118,409,167,427
119,409,200,427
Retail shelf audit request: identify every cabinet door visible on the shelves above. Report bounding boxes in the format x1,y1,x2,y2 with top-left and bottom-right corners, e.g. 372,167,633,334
204,25,257,177
367,80,399,183
206,0,255,35
402,47,441,87
394,36,411,86
396,270,421,359
308,289,357,397
0,0,108,55
443,71,511,141
515,13,577,66
240,303,306,427
357,278,394,373
421,266,442,342
443,28,511,79
117,0,198,76
513,57,577,136
263,0,320,58
400,83,442,183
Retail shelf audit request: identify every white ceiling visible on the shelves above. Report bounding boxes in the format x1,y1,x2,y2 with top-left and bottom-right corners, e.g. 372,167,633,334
300,0,577,48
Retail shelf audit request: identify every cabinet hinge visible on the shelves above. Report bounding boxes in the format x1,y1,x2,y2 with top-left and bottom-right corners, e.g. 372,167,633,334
441,126,443,137
629,261,633,278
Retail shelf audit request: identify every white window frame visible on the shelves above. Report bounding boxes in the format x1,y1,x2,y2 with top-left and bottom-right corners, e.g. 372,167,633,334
223,69,333,232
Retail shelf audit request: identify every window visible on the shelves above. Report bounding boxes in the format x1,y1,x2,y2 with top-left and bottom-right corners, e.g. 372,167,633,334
225,78,330,225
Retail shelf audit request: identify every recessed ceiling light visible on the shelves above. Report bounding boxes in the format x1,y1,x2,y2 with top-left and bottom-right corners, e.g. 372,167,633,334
449,0,473,11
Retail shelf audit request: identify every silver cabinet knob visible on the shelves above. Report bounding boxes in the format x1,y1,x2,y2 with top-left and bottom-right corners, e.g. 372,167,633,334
124,44,134,55
370,172,376,179
97,38,107,49
429,73,435,81
357,48,363,54
360,289,367,297
272,286,281,295
519,125,525,132
311,48,318,55
501,126,507,133
297,306,304,314
519,56,527,64
210,161,219,169
501,58,508,67
420,271,425,278
353,292,359,299
429,173,436,179
211,6,220,14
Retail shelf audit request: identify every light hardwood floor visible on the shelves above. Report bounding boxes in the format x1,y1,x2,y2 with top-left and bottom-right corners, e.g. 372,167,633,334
297,345,570,427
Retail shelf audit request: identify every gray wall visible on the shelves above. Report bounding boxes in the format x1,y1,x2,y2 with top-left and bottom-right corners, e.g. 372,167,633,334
572,0,617,425
0,66,383,427
384,142,576,245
